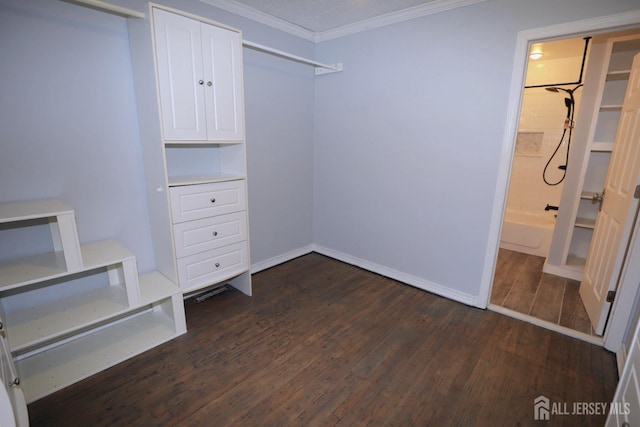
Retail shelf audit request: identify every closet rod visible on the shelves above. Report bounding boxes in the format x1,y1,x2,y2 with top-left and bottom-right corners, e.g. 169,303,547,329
61,0,145,19
242,40,343,75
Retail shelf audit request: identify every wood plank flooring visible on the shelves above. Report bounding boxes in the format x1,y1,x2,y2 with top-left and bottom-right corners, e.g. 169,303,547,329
491,248,594,335
28,253,616,426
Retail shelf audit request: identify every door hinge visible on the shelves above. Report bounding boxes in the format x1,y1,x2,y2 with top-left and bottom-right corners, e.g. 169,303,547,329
635,185,640,199
606,290,616,303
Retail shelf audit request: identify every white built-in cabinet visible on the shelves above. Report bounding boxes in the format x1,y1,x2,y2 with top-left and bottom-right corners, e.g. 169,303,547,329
0,199,186,404
129,5,251,296
546,33,640,280
153,8,244,142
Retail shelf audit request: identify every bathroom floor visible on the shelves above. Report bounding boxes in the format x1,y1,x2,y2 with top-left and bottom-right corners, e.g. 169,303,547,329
491,248,594,336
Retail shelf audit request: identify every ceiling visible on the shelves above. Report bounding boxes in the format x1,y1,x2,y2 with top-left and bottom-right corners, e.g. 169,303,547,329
200,0,486,40
224,0,438,32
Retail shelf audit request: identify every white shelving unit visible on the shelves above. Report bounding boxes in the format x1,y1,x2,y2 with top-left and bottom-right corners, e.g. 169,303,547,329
545,33,640,280
0,199,186,404
127,4,252,298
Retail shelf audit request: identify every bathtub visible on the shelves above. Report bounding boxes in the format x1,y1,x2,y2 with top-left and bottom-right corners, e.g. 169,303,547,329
500,210,556,258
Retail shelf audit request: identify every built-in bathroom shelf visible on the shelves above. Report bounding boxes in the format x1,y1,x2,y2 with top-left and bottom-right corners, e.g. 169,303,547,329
591,142,614,152
566,254,587,268
599,104,623,111
545,32,640,281
0,198,187,404
606,70,631,81
575,217,596,229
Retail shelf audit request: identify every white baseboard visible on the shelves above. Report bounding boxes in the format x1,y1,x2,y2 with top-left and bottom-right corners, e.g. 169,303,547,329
312,244,479,307
251,244,482,308
250,244,315,274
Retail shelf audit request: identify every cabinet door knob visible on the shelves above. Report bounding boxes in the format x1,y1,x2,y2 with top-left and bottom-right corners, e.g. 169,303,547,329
215,262,220,268
210,198,216,203
198,80,204,85
212,231,218,237
207,81,213,86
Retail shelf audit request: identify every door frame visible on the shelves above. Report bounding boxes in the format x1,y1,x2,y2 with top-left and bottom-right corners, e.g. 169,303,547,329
478,9,640,353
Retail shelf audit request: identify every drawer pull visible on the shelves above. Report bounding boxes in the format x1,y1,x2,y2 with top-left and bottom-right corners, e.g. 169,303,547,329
212,231,218,237
215,262,221,268
210,198,216,203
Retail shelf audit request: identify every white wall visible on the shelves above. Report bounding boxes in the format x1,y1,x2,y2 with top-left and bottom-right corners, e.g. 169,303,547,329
0,0,316,272
0,0,155,269
313,0,640,302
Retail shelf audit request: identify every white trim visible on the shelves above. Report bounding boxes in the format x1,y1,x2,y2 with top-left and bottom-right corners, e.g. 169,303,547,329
488,304,603,346
616,344,628,377
198,0,487,42
314,0,487,42
252,244,479,306
198,0,315,41
313,245,479,307
250,244,314,274
479,9,640,311
541,262,583,282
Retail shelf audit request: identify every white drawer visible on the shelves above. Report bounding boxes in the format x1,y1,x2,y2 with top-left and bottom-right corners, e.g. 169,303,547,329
170,180,246,223
173,211,247,258
177,241,249,292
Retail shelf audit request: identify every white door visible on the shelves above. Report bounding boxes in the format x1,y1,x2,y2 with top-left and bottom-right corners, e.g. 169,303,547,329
606,315,640,425
153,9,208,141
580,53,640,335
200,22,245,141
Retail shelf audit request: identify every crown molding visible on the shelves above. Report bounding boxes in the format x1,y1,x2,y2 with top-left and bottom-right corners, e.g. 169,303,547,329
314,0,488,42
199,0,487,43
198,0,316,41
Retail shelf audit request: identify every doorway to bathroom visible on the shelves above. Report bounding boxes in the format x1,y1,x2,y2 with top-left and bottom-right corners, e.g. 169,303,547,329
489,29,640,344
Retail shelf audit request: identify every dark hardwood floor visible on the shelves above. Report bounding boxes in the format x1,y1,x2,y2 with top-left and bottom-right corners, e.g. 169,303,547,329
491,248,593,335
28,253,617,426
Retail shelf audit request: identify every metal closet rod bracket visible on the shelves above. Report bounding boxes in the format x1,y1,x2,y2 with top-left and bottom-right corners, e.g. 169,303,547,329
242,40,343,75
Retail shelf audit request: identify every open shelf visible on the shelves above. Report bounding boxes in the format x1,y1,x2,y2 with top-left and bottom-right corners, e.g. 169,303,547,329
16,299,181,403
575,217,596,229
0,198,187,406
599,104,623,112
168,173,245,187
4,285,130,354
2,269,179,356
591,141,614,152
0,240,134,292
566,255,586,270
0,199,73,223
606,70,631,81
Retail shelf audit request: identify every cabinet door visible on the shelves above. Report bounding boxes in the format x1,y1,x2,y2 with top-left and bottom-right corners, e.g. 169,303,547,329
200,23,245,141
153,9,207,141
